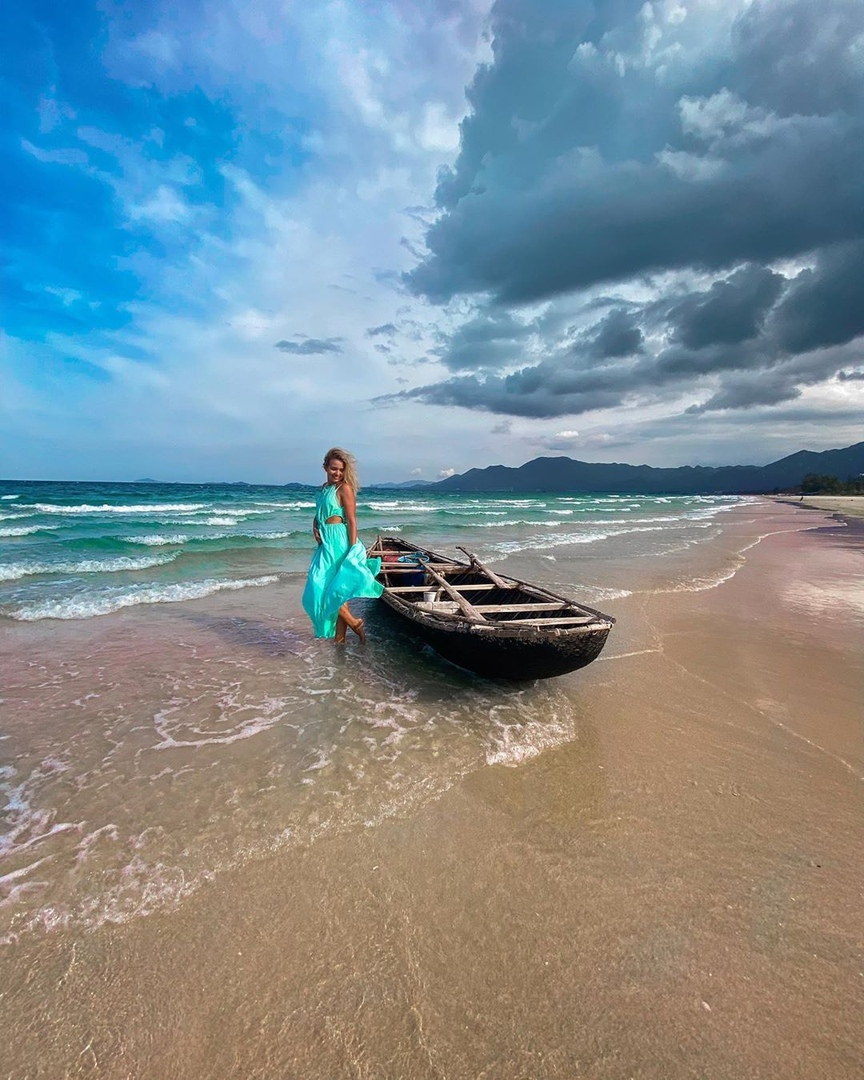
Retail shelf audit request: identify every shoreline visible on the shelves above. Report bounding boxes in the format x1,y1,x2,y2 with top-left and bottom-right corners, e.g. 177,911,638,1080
770,493,864,523
3,499,863,1079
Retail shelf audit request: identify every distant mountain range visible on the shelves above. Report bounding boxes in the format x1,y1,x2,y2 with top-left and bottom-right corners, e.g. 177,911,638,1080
432,441,864,495
370,479,436,489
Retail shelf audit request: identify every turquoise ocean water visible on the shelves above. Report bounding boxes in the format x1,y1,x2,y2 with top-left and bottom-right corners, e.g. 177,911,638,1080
0,480,745,621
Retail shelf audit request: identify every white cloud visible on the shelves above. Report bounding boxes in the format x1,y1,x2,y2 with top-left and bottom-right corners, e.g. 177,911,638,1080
418,102,462,153
127,185,192,223
20,139,88,167
43,286,84,306
655,148,725,181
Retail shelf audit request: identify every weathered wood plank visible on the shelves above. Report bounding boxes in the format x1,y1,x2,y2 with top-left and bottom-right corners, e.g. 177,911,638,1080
377,563,461,573
506,616,600,627
423,564,487,621
470,602,570,613
384,583,515,594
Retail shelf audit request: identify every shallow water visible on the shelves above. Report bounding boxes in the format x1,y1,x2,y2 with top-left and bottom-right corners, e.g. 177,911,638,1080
2,584,618,942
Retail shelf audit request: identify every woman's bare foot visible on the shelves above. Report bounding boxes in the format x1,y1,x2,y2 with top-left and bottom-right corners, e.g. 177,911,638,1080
337,604,366,643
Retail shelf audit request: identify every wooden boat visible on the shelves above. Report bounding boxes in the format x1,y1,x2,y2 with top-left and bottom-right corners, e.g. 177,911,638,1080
366,534,615,680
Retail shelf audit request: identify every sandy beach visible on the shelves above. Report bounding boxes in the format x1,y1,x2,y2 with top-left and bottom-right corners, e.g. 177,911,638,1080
2,498,863,1079
774,495,864,519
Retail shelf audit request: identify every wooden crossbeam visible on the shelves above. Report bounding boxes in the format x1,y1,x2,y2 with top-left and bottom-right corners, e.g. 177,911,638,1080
456,546,511,589
423,564,487,622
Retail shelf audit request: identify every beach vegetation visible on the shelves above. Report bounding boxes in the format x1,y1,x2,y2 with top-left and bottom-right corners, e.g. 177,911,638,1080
796,473,864,495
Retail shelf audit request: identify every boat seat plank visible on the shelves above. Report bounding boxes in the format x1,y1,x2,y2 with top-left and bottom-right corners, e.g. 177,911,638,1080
377,564,463,573
470,602,570,613
385,584,515,594
505,616,600,626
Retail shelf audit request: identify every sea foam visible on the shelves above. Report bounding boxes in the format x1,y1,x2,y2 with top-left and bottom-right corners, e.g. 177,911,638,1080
17,502,208,515
0,526,44,538
120,534,190,546
0,553,179,583
9,575,280,621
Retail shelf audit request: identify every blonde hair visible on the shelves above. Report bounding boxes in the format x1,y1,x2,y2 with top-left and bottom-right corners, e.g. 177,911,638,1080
323,446,360,492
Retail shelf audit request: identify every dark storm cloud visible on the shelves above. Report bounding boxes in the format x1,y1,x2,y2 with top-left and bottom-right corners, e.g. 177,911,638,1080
769,240,864,354
382,251,864,417
382,370,624,419
274,337,343,355
379,336,638,418
406,0,864,306
730,0,864,117
387,0,864,422
686,375,801,415
432,309,532,371
425,301,642,379
589,309,643,358
666,266,784,350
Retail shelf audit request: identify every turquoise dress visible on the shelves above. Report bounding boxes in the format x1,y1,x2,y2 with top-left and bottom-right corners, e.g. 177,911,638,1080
302,484,384,638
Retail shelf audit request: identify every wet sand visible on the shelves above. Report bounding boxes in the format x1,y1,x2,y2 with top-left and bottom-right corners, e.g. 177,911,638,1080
3,500,863,1079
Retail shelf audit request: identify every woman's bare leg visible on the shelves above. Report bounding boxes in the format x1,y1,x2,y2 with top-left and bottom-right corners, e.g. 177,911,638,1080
338,603,366,643
335,611,348,643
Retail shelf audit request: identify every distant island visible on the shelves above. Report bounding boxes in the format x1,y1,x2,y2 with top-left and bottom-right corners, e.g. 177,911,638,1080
371,479,436,489
429,441,864,495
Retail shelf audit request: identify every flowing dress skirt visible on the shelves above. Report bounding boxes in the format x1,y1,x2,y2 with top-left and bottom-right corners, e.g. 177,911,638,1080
302,522,383,638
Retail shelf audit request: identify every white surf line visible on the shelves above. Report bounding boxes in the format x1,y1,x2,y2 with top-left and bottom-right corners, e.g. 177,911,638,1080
597,648,661,662
631,559,864,783
767,720,863,782
643,523,843,598
740,522,835,548
657,644,864,782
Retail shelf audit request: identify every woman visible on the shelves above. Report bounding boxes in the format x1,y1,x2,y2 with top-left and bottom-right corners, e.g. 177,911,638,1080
302,447,383,642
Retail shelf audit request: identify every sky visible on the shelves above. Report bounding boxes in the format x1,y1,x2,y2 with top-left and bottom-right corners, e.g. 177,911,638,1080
2,0,863,485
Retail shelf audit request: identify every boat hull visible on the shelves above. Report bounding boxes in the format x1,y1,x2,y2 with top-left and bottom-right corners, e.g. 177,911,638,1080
379,598,612,680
